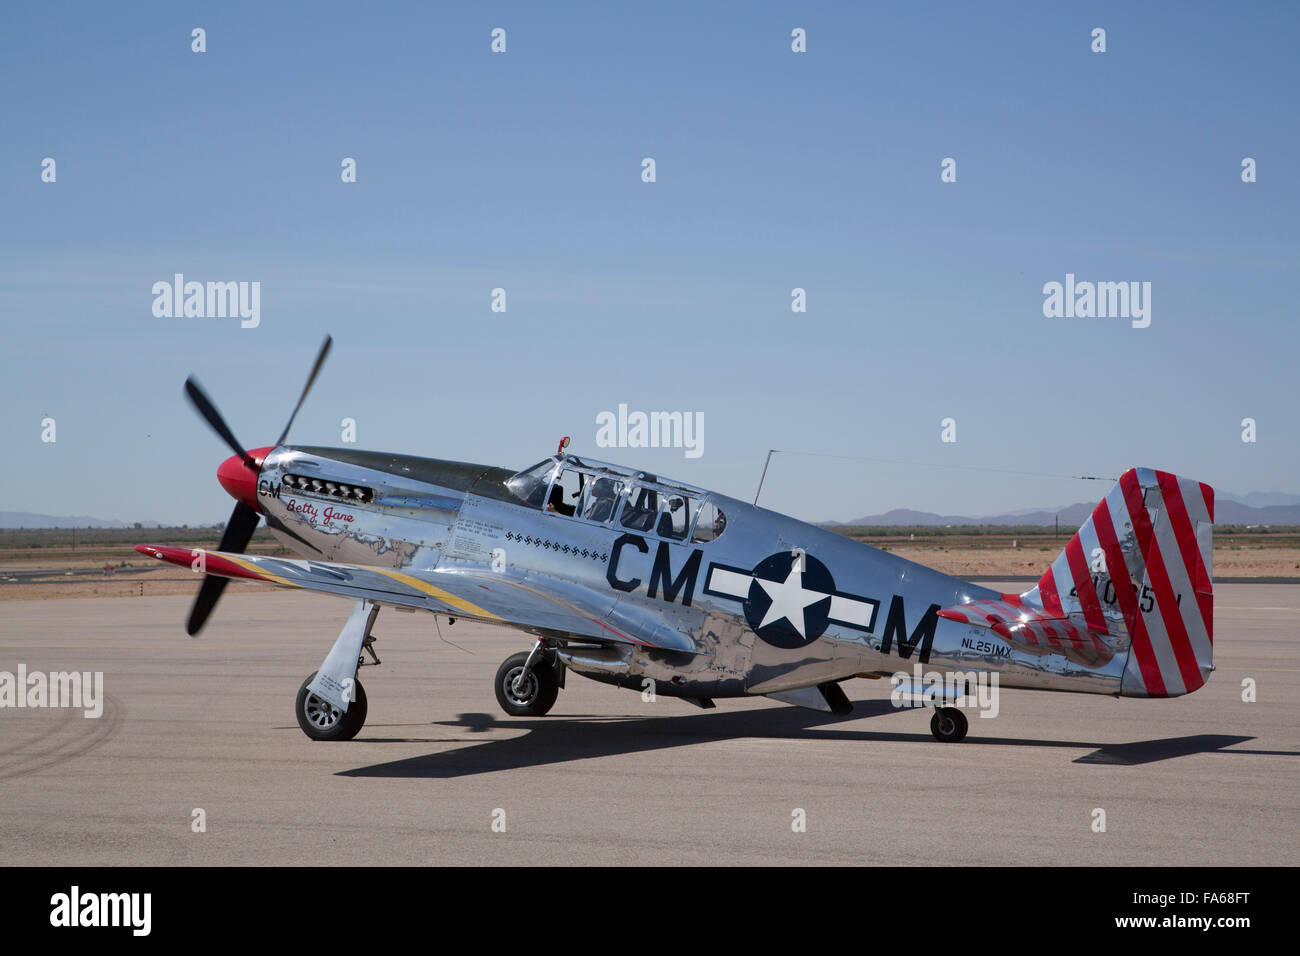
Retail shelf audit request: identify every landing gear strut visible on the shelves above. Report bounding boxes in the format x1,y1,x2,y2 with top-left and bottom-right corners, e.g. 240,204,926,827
295,600,381,741
494,641,561,717
930,706,968,743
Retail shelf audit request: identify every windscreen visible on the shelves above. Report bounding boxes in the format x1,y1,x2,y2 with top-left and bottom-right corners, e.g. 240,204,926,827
505,459,557,508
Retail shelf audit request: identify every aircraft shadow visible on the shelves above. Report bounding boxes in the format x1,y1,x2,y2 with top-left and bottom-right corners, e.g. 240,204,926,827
1072,734,1292,765
337,702,1295,778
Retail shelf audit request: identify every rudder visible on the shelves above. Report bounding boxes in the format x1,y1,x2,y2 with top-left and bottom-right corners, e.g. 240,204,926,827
1020,468,1214,697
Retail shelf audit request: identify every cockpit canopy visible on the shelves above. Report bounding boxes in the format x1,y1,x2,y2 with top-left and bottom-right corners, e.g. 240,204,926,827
505,459,556,510
505,456,727,543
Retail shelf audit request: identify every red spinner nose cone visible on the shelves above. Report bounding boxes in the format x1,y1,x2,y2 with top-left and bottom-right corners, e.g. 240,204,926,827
216,446,274,512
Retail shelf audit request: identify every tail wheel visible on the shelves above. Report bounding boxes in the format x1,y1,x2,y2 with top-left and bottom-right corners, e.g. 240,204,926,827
930,707,968,743
295,670,367,741
494,651,559,717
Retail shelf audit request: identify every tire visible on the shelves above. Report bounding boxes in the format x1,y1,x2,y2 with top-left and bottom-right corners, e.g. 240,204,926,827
295,670,367,741
494,651,559,717
930,706,968,743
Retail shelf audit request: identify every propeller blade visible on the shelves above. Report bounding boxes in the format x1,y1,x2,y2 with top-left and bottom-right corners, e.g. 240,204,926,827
276,334,333,446
185,378,255,468
186,575,231,637
186,500,260,636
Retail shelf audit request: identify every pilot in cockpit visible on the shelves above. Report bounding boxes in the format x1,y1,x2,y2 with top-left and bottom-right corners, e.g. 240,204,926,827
584,477,620,522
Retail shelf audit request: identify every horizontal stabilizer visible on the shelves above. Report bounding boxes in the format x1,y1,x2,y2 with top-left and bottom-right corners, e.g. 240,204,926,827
937,596,1116,666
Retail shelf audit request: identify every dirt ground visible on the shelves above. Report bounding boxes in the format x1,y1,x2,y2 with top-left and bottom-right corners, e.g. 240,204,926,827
0,537,284,601
881,545,1300,581
0,564,277,601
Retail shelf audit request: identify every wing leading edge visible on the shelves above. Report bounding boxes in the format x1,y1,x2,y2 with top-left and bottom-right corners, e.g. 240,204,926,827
134,545,696,652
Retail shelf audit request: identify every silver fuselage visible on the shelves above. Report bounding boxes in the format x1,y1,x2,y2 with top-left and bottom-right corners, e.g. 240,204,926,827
254,446,1129,699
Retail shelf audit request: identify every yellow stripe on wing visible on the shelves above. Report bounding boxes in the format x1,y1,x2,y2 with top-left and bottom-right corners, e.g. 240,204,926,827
223,554,302,588
373,569,503,620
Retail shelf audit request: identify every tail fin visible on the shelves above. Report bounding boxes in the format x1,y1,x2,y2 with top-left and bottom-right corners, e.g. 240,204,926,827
1022,468,1215,697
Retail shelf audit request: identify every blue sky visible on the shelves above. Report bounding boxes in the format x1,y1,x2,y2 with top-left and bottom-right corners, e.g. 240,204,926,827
2,2,1297,525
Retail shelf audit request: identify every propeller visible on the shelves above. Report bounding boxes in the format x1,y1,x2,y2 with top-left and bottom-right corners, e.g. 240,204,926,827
186,501,260,635
182,335,333,636
184,377,257,468
277,334,332,445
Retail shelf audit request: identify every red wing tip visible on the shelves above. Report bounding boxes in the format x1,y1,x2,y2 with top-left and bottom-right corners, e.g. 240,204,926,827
136,544,184,563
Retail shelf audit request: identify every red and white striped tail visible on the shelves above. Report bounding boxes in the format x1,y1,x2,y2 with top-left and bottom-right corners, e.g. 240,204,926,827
1020,468,1215,698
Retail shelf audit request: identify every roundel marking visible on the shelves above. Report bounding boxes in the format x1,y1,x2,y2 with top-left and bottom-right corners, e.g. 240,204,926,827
742,552,836,649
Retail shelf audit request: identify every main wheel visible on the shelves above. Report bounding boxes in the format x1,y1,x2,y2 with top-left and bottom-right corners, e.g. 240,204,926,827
494,651,559,717
295,670,367,741
930,706,968,743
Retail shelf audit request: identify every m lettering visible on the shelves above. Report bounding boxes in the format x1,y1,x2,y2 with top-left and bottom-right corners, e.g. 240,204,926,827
879,596,941,663
647,545,702,606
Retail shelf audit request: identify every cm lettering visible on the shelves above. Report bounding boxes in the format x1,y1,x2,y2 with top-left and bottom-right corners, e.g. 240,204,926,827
606,533,703,606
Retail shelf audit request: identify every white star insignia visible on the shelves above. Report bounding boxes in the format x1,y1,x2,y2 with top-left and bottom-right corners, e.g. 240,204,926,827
755,563,827,637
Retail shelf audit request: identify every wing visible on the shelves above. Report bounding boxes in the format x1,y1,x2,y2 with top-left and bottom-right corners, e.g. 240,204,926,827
134,544,696,652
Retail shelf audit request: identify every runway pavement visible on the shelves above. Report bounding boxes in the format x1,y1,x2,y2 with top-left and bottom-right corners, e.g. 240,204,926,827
0,585,1296,865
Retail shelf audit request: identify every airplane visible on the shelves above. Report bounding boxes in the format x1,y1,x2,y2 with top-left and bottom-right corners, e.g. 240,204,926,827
137,336,1217,743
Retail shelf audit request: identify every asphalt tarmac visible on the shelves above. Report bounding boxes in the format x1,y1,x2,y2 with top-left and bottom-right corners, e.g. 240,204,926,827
1,585,1296,865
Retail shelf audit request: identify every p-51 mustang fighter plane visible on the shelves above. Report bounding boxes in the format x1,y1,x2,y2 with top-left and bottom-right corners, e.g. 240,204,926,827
138,337,1216,743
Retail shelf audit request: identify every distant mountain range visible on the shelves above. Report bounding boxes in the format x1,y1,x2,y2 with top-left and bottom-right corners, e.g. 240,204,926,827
0,512,169,530
830,491,1300,527
1222,491,1300,508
